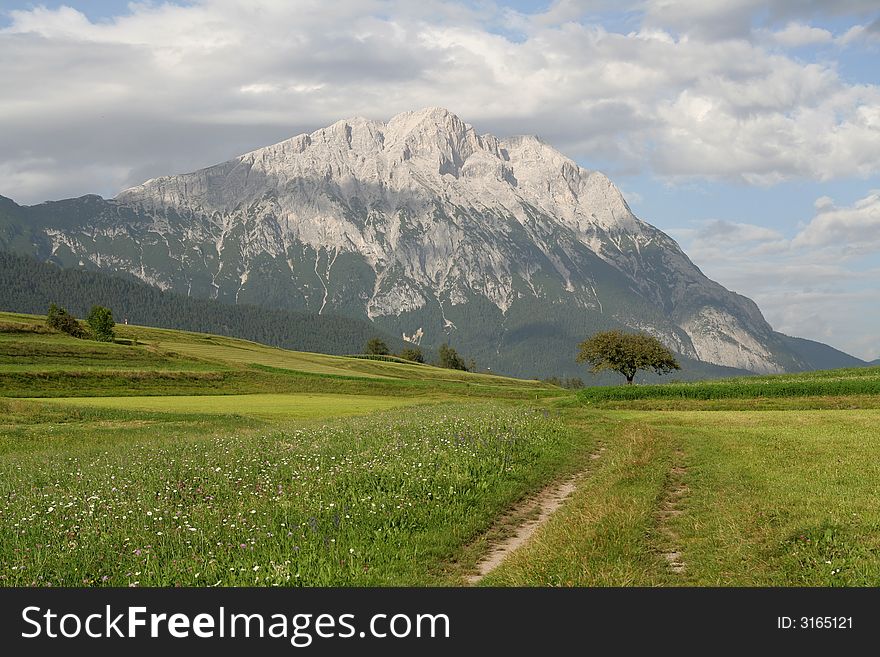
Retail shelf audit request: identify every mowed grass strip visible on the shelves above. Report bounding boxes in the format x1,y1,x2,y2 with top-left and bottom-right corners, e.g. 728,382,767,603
30,393,418,420
0,398,260,456
0,334,216,372
0,364,561,400
0,311,554,399
152,338,545,386
157,340,390,380
0,402,589,587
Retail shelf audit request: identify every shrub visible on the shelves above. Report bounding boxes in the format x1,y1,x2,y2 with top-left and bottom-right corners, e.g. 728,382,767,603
438,343,468,371
46,303,86,338
365,337,390,355
399,347,425,363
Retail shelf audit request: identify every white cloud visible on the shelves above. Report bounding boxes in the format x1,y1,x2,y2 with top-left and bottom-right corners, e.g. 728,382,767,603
839,17,880,45
771,22,833,47
639,0,880,39
673,197,880,361
793,191,880,250
694,219,785,243
814,195,834,210
759,285,880,359
0,1,878,204
0,158,130,207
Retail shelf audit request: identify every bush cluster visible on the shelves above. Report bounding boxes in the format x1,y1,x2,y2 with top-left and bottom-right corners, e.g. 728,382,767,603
46,303,115,342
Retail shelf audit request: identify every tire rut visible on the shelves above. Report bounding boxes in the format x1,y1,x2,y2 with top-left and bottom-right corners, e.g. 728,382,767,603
466,444,606,584
656,450,688,574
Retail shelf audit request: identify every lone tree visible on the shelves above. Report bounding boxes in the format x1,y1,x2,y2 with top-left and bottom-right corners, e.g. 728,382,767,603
576,330,680,385
365,337,390,355
86,305,115,342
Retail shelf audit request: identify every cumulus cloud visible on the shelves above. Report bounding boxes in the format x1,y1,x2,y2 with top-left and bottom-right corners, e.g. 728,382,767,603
793,191,880,251
672,196,880,361
640,0,880,40
770,22,834,47
0,1,879,204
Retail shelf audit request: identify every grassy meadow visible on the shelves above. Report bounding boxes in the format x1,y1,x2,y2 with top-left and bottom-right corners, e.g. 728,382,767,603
482,407,880,586
1,310,879,586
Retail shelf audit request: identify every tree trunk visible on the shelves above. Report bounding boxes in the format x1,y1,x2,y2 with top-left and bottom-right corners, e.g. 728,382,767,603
626,374,634,385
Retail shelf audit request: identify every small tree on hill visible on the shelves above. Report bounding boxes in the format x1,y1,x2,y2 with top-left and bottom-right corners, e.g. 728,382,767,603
365,337,390,355
46,303,86,338
576,330,680,385
86,305,115,342
438,343,468,371
399,346,425,363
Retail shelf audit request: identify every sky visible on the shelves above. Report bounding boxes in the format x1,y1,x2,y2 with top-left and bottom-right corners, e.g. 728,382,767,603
1,0,878,360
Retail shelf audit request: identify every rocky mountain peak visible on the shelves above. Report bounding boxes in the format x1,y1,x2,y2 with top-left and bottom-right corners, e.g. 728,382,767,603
383,107,480,175
22,108,831,377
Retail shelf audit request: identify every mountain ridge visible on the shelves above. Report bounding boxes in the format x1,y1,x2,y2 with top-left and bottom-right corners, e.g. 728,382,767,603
0,250,765,384
0,250,407,358
0,107,864,378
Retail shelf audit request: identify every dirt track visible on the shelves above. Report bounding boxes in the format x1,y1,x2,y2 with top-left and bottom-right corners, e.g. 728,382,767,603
467,445,605,584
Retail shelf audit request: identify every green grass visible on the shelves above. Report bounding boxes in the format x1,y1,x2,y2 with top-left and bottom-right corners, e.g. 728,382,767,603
578,394,880,411
0,364,562,400
482,411,675,586
0,311,556,400
4,308,880,587
0,398,261,457
0,311,585,586
647,409,880,585
0,333,214,370
484,405,880,586
32,393,416,420
0,403,589,586
575,366,880,402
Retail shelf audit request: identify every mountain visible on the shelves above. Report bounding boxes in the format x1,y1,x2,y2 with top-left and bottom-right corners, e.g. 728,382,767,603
0,250,405,357
0,107,864,378
775,334,867,371
0,250,753,384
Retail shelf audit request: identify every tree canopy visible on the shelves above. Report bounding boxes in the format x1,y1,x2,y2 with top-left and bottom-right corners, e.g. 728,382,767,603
86,305,115,342
399,346,425,363
576,330,680,384
438,343,469,371
46,303,86,338
365,337,390,355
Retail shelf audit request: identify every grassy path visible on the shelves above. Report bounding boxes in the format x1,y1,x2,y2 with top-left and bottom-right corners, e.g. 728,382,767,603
481,410,676,586
481,406,880,586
